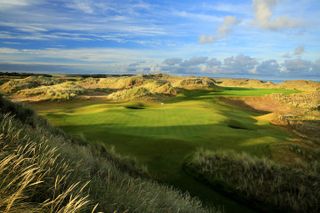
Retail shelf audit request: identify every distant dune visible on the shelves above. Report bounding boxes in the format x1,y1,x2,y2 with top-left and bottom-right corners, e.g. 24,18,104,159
1,73,319,103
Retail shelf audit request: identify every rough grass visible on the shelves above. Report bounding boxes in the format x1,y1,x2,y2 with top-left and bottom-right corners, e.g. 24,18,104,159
0,95,213,213
217,78,320,92
14,82,84,101
107,80,177,101
173,77,218,90
0,114,92,212
107,87,154,101
0,76,61,94
185,149,320,213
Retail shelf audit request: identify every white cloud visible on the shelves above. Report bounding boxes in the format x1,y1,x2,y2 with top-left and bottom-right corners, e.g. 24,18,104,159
161,55,260,75
0,0,168,44
0,47,158,64
223,55,258,73
199,16,240,44
253,0,301,30
282,59,314,73
181,57,208,66
256,59,280,74
163,58,183,66
282,45,305,59
69,1,95,14
208,3,251,15
0,0,38,10
0,48,20,54
1,49,319,77
207,58,221,67
174,11,222,22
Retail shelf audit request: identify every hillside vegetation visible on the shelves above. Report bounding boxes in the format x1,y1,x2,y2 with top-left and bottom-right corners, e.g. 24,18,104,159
0,95,212,213
0,74,221,102
185,150,320,213
221,89,320,144
0,76,61,94
216,78,320,92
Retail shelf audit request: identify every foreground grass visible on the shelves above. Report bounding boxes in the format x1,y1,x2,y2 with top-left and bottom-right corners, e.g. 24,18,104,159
0,96,212,213
185,149,320,213
0,115,91,212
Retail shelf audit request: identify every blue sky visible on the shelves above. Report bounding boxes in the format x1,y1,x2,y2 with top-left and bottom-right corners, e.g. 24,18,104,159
0,0,319,79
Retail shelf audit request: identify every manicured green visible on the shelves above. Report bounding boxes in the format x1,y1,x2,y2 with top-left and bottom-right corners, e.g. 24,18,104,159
30,87,297,212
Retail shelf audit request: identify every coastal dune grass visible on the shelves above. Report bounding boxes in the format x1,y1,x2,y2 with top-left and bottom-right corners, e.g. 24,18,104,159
0,114,91,213
185,149,320,213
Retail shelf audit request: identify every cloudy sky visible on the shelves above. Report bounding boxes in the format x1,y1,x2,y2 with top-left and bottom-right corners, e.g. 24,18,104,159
0,0,319,79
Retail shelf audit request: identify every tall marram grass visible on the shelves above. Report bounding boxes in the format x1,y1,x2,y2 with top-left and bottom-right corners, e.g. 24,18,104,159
0,95,213,212
185,149,320,213
0,114,91,212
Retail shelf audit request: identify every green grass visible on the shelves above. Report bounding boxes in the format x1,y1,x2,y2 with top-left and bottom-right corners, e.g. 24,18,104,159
30,87,297,211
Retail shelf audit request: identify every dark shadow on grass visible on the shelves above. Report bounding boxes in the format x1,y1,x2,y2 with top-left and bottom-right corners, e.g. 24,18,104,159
125,102,145,109
165,87,284,104
218,97,271,114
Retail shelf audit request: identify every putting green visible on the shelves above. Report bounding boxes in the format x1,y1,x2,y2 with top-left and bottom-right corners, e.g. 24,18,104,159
30,87,297,212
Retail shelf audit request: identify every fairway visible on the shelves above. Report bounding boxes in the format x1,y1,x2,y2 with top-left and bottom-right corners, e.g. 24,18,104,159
31,87,297,212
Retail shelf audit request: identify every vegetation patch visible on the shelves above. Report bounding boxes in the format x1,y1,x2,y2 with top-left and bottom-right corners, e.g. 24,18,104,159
185,149,320,213
107,87,154,101
0,76,61,94
217,78,320,92
14,82,84,102
175,77,218,90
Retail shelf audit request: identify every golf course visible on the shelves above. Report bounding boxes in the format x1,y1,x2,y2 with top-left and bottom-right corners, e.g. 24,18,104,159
29,87,299,212
1,0,320,211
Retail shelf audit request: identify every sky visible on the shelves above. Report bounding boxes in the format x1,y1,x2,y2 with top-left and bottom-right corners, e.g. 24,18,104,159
0,0,319,79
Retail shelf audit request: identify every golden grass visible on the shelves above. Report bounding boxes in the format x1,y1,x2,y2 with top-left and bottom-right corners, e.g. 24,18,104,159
0,114,91,212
